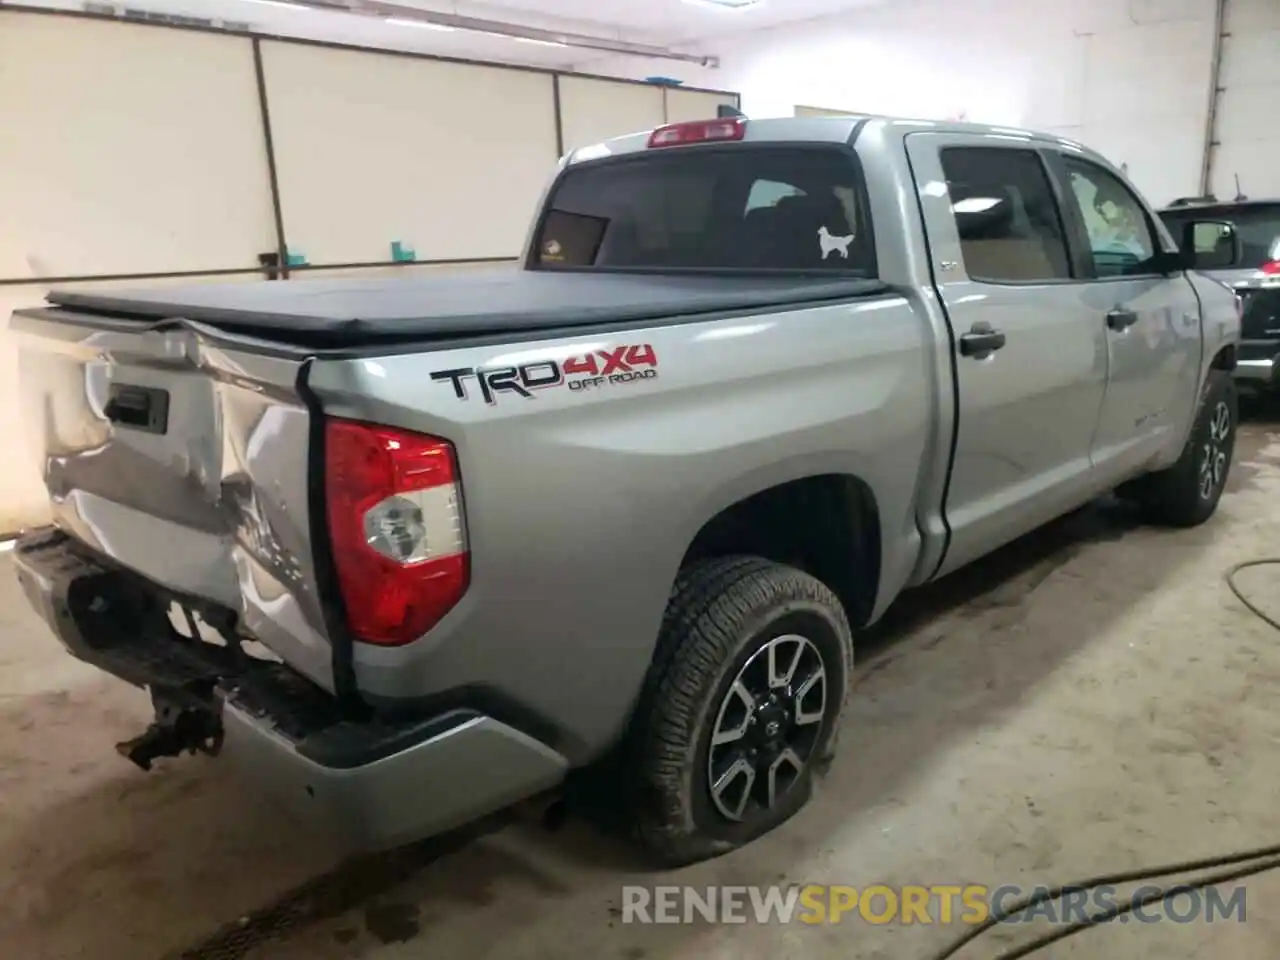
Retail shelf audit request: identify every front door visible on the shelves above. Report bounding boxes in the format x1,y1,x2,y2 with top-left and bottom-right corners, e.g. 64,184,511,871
1052,155,1204,480
904,134,1109,577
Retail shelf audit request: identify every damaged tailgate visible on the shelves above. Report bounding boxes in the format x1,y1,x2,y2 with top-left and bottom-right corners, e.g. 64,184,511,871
9,305,338,692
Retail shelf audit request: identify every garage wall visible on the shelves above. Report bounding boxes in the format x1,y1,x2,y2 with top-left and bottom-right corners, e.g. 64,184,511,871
0,8,738,534
578,0,1274,208
0,14,278,281
259,41,558,265
1212,0,1280,199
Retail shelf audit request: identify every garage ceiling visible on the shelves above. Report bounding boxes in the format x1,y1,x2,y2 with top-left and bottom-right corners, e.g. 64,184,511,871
398,0,888,43
18,0,887,70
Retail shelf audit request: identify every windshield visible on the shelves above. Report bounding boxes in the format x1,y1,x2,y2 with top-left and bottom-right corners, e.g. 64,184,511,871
1159,203,1280,269
532,146,875,275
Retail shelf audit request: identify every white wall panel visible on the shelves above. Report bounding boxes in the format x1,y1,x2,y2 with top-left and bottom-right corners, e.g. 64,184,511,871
579,0,1225,206
664,88,738,123
558,76,665,154
1212,0,1280,198
0,12,277,281
260,42,557,264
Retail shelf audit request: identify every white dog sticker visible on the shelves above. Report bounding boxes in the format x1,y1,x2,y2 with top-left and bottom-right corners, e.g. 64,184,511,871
817,226,854,259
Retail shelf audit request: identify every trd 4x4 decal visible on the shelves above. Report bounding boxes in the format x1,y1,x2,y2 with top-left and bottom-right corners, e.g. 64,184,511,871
431,344,659,405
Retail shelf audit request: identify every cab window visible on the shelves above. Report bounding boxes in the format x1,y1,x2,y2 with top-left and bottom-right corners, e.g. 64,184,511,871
1062,159,1159,278
939,147,1073,283
534,147,876,274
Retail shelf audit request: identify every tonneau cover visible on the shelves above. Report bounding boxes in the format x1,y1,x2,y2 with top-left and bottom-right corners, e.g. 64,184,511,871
47,268,887,348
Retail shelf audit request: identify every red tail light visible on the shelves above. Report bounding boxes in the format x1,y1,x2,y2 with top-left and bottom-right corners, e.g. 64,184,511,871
648,117,746,148
1260,261,1280,275
324,418,468,646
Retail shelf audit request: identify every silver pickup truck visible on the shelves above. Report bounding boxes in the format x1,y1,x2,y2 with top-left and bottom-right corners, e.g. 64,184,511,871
10,114,1241,866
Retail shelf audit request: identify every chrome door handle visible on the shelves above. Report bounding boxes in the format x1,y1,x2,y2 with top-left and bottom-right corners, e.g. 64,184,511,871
959,322,1007,358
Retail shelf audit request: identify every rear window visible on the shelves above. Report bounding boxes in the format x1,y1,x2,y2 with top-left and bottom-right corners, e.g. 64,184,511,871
1159,203,1280,268
532,146,875,275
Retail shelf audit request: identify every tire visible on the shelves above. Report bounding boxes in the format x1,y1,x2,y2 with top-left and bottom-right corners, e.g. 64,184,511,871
1126,369,1237,527
628,556,854,866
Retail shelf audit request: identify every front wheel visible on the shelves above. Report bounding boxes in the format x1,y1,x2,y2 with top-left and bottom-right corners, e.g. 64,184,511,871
628,556,853,866
1125,369,1237,527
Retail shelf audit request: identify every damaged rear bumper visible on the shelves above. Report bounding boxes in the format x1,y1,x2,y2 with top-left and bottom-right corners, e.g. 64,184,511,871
12,528,568,851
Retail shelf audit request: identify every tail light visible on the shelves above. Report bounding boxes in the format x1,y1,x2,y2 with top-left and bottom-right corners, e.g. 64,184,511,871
1260,261,1280,275
324,418,468,646
648,117,746,148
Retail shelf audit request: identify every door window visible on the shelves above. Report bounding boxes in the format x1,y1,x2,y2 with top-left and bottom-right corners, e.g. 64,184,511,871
1062,159,1158,278
939,147,1072,282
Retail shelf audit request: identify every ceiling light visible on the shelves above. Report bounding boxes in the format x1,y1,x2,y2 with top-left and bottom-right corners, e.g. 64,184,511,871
385,17,455,30
516,37,569,47
241,0,308,10
682,0,763,9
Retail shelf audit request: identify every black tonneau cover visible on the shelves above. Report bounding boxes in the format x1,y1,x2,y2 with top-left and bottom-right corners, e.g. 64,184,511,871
47,268,887,348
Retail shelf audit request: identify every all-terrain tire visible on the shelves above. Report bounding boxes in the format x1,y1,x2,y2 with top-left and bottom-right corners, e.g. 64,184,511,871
1124,369,1237,527
628,556,854,867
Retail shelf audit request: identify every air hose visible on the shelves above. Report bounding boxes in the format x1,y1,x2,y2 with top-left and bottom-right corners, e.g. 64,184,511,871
927,558,1280,960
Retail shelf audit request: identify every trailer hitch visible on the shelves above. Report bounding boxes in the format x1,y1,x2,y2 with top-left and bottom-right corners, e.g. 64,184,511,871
115,702,224,772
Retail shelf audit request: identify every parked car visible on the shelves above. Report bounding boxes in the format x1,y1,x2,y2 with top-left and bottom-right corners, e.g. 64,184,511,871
10,115,1240,865
1159,196,1280,391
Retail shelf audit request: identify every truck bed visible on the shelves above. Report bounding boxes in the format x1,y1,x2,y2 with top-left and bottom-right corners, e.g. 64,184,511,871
47,268,887,348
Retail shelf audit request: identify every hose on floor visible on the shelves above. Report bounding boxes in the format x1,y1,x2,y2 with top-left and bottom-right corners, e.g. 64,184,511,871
1224,558,1280,633
926,557,1280,960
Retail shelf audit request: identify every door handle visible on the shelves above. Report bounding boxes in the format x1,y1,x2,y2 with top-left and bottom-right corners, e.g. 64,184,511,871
958,322,1007,358
1106,308,1139,331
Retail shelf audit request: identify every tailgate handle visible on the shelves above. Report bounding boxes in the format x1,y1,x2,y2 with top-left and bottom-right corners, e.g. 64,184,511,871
104,384,169,435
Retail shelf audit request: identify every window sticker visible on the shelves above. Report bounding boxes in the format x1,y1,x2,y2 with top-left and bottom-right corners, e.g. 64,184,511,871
537,210,609,266
818,225,854,260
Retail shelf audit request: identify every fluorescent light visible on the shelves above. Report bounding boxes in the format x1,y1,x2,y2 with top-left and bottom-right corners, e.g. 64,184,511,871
461,29,552,43
241,0,307,10
682,0,763,9
385,17,455,31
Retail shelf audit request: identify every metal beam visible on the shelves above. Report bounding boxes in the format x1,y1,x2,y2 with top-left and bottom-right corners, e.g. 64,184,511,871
1199,0,1228,195
294,0,720,66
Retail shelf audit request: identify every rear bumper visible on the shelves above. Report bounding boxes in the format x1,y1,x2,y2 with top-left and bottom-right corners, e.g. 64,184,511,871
1233,338,1279,387
12,528,568,851
221,704,566,850
1234,355,1278,386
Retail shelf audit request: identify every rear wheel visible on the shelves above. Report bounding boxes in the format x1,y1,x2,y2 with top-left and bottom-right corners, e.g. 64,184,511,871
629,556,853,866
1120,369,1236,527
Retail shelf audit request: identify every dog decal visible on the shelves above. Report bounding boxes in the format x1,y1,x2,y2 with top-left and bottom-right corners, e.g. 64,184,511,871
817,225,854,260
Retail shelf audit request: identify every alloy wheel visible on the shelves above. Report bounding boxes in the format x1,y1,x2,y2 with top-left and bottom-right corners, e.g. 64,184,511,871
1199,400,1231,500
706,633,828,822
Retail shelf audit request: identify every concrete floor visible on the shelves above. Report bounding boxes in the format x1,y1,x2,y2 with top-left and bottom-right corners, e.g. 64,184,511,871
4,401,1280,960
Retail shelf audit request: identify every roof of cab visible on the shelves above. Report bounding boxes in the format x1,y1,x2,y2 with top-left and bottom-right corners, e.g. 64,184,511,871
566,114,1109,168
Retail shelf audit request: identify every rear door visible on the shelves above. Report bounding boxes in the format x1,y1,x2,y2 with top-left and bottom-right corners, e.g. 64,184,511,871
1051,154,1203,478
904,134,1108,577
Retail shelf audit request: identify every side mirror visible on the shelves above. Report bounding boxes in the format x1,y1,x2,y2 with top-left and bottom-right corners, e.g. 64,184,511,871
1179,219,1241,271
